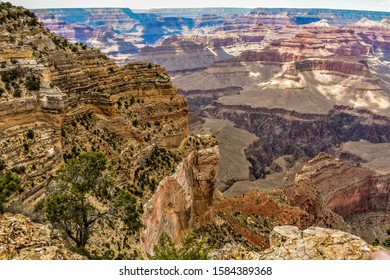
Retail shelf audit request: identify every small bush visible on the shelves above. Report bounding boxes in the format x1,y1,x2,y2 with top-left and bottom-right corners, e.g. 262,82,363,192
0,159,6,171
13,88,21,98
26,129,34,139
0,170,20,213
1,68,21,83
150,231,210,260
23,143,29,151
25,75,40,91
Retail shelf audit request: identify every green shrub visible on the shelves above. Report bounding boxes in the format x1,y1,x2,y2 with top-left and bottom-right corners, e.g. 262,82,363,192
1,68,21,83
383,227,390,248
45,152,113,247
150,231,210,260
0,170,20,213
13,88,21,98
25,75,40,91
26,129,34,139
0,159,6,171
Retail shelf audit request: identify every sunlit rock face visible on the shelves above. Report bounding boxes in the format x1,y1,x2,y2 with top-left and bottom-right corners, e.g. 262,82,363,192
211,225,381,260
260,226,375,260
142,146,219,253
285,153,390,243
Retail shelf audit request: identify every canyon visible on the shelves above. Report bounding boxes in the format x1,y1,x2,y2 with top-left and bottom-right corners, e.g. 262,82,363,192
0,3,217,259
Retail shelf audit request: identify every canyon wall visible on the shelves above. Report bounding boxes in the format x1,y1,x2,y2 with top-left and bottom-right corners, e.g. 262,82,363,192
142,146,219,252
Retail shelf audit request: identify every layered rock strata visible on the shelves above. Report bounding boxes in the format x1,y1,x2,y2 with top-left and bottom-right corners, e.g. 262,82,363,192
1,4,217,259
287,153,390,243
0,7,188,204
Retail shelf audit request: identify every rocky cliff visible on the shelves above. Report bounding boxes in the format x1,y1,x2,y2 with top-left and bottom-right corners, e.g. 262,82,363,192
0,5,188,204
287,153,390,243
198,153,390,252
142,144,219,252
0,3,218,259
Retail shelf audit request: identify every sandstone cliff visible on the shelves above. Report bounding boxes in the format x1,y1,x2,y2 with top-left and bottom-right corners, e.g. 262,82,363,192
142,145,219,252
0,4,216,259
0,5,188,205
287,153,390,243
200,153,390,253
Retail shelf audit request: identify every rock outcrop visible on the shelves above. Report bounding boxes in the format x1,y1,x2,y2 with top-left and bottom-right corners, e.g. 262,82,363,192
286,153,390,243
0,3,216,259
353,18,390,31
142,145,219,252
212,225,382,260
260,226,374,260
0,214,85,260
0,6,188,204
208,153,390,252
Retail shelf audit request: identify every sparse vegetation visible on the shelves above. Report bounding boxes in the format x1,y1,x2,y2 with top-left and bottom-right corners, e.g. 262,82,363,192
1,67,22,83
0,170,20,213
45,152,142,251
383,227,390,248
150,231,210,260
25,74,40,91
45,152,114,248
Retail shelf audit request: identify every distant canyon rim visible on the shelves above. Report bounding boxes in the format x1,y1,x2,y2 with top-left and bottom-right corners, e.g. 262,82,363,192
1,3,390,259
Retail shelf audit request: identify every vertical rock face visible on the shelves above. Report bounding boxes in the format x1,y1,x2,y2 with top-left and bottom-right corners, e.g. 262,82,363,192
142,146,219,252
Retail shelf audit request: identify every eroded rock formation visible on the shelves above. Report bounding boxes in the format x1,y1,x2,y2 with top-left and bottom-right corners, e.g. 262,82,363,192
286,153,390,243
260,226,375,260
0,214,85,260
212,225,381,260
0,4,216,259
0,7,188,204
142,145,219,252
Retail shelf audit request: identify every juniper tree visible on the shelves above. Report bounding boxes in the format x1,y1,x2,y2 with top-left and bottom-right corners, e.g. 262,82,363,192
45,152,142,249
